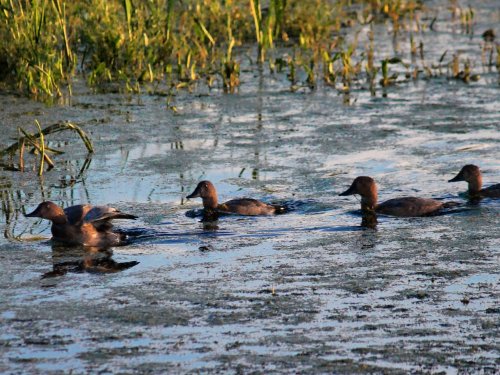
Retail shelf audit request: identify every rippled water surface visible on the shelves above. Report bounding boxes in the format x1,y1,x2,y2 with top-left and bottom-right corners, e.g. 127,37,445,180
1,3,499,373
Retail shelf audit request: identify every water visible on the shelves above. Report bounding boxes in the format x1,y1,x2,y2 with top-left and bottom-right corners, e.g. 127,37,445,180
1,3,499,373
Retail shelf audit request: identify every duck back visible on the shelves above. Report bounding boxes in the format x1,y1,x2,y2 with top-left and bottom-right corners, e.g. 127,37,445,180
218,198,276,216
376,197,444,217
482,183,500,198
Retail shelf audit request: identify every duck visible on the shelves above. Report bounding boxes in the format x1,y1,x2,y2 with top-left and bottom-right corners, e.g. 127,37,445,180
186,180,284,216
25,201,137,247
448,164,500,198
339,176,454,217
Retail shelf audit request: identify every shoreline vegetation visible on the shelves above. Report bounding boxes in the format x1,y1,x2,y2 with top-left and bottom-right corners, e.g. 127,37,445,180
0,0,498,102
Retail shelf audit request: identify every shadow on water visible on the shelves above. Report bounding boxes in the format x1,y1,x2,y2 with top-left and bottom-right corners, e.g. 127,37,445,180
118,225,235,245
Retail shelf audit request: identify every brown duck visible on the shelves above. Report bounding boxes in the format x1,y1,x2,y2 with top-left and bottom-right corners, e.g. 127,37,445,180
339,176,454,217
186,180,284,216
449,164,500,198
25,201,137,247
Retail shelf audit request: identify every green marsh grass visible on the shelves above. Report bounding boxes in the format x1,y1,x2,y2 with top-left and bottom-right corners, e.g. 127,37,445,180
0,0,75,99
0,0,498,101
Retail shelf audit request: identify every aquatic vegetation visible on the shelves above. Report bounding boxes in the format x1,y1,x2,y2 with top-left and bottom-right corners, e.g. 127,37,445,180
0,0,498,101
449,2,475,35
449,54,480,83
380,57,408,87
0,0,75,100
220,2,239,92
0,121,93,175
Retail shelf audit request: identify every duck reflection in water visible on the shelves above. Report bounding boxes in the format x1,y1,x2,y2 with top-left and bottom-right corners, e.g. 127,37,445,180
42,245,139,278
358,220,378,251
361,212,378,230
199,208,220,230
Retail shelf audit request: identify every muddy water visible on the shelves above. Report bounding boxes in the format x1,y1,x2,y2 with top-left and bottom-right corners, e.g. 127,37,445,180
1,6,500,375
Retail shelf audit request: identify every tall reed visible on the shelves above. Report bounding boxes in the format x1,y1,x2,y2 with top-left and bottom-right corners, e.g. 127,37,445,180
0,0,495,100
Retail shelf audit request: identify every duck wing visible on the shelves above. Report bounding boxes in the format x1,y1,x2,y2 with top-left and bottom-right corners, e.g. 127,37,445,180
64,205,93,225
376,197,443,217
83,206,138,223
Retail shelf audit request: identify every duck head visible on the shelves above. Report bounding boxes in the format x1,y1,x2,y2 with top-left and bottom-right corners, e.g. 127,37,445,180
186,181,218,210
25,201,67,224
449,164,482,193
339,176,378,212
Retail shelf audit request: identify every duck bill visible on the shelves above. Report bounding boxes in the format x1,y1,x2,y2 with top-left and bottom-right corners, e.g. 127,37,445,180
25,207,41,217
339,183,357,196
186,186,201,199
448,172,464,183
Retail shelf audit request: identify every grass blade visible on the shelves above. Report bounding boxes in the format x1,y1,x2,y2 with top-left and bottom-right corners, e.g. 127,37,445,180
34,120,45,175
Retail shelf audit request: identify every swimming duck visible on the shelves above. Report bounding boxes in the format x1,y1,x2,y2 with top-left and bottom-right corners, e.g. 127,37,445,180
339,176,452,217
25,201,137,247
448,164,500,198
186,180,284,216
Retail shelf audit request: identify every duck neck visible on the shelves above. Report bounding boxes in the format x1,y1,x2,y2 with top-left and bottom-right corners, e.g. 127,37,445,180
202,194,218,210
52,214,68,225
468,175,482,195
